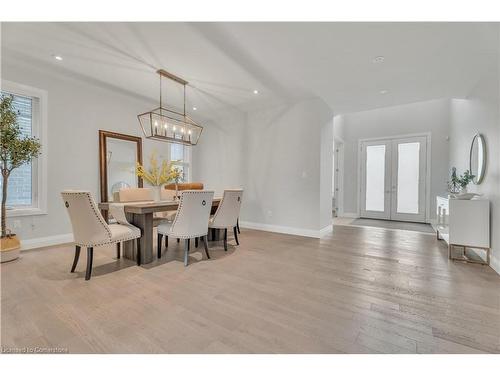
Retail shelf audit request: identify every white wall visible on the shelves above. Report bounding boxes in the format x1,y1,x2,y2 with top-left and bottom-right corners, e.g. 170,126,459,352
191,112,246,196
3,56,334,243
2,57,161,241
240,98,333,235
337,99,451,219
449,47,500,274
320,117,334,229
333,114,345,141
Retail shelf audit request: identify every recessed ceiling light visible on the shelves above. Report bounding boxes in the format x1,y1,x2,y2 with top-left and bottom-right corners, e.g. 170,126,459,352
53,55,63,61
253,89,259,95
373,56,385,63
380,90,388,94
192,107,197,111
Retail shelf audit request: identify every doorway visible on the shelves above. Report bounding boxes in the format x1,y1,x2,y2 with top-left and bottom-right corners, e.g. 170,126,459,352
359,135,428,223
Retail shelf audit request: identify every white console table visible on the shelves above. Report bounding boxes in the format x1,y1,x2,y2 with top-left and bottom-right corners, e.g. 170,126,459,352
435,196,490,265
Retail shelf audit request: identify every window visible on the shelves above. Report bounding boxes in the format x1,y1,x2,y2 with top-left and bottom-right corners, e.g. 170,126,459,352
169,143,191,182
1,81,47,217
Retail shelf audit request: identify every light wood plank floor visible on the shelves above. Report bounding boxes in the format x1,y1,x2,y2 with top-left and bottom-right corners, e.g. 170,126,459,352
1,225,500,353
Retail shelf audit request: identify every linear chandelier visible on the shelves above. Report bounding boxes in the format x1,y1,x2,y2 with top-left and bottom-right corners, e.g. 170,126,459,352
138,69,203,146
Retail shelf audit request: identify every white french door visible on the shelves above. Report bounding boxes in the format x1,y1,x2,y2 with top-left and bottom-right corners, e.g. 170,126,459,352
360,136,427,223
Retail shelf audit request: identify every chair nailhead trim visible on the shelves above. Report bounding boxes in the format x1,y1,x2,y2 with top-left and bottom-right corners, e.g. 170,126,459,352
210,190,243,228
62,191,114,244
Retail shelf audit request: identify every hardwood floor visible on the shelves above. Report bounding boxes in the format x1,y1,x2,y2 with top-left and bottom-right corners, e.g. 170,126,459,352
1,225,500,353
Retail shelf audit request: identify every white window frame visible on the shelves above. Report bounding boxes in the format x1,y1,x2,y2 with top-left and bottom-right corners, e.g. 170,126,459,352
168,143,192,182
2,80,48,217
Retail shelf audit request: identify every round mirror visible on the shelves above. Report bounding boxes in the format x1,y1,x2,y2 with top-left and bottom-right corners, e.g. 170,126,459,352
469,133,486,184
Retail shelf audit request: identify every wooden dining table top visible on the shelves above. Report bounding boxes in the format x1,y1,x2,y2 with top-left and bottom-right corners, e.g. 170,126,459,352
98,197,222,215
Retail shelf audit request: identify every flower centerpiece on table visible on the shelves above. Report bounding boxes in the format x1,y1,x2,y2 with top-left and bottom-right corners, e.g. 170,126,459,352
168,164,183,199
135,152,183,201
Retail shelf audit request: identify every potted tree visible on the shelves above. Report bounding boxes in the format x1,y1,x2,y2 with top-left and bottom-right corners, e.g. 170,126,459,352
1,94,41,262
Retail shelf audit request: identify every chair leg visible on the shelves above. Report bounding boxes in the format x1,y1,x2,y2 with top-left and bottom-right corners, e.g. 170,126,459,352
212,228,216,240
237,218,240,234
188,239,191,251
177,238,180,243
195,237,199,248
184,239,189,266
85,247,93,281
224,228,228,251
116,242,121,259
165,235,168,248
203,236,210,259
136,238,141,266
157,234,163,259
71,245,81,273
233,226,240,246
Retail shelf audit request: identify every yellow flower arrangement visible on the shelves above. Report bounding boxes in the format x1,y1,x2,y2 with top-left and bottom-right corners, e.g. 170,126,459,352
136,152,182,186
169,165,183,184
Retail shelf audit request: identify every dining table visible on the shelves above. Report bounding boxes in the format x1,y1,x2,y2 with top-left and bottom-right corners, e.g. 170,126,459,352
98,198,221,264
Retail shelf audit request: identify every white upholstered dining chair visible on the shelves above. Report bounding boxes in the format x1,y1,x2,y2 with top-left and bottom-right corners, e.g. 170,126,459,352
61,190,142,280
116,187,154,202
208,189,243,251
154,188,177,222
157,190,214,266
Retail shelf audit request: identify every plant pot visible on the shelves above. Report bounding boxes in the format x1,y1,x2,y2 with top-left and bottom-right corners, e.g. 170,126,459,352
0,234,21,263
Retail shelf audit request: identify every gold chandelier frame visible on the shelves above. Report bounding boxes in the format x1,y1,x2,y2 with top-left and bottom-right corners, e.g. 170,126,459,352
137,69,203,146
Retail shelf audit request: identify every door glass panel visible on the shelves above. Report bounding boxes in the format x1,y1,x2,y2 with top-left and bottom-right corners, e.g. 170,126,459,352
365,145,385,212
397,142,420,214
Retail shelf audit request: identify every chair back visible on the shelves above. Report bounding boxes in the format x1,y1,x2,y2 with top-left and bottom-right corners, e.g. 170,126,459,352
118,187,153,202
164,182,204,191
61,191,111,246
160,188,176,201
170,190,214,238
211,189,244,228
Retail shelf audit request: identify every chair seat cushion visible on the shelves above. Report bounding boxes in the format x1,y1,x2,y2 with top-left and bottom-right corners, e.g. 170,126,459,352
157,221,173,236
154,210,176,221
208,215,231,229
157,220,204,239
109,224,141,243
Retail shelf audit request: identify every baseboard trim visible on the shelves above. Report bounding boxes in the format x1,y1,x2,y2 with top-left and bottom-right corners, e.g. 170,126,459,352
239,221,324,239
20,233,74,251
338,212,359,219
490,254,500,276
319,224,333,237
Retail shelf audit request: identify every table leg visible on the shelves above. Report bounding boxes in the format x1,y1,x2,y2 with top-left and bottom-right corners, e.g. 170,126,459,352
208,228,222,241
123,213,154,264
123,213,135,260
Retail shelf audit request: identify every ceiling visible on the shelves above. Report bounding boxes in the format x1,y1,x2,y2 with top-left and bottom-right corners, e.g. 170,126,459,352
2,22,498,116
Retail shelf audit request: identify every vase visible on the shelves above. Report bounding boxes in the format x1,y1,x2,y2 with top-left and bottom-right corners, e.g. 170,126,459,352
460,186,468,194
152,185,162,202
